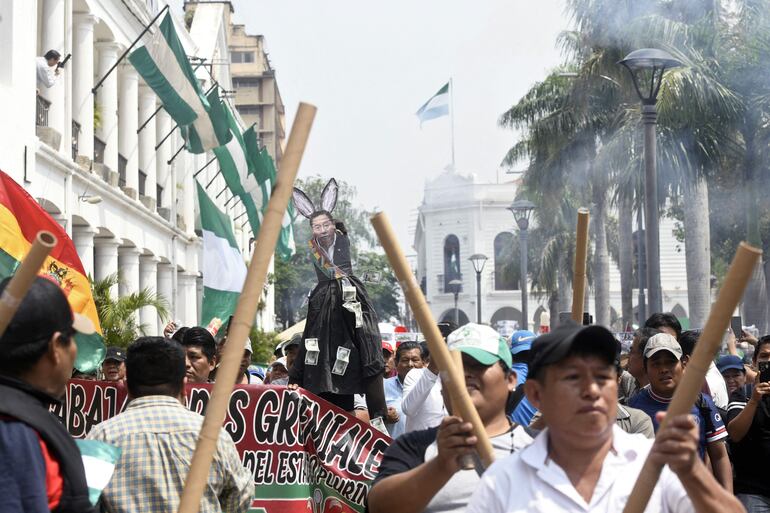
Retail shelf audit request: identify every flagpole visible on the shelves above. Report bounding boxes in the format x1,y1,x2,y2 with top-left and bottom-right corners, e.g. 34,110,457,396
450,77,455,171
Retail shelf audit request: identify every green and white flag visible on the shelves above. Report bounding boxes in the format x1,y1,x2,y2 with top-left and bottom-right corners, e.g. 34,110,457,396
75,439,121,506
416,82,450,125
197,181,247,327
213,107,269,237
129,13,231,152
213,104,295,260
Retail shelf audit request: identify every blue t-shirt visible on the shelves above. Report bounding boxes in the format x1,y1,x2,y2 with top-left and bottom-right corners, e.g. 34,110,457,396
629,386,727,458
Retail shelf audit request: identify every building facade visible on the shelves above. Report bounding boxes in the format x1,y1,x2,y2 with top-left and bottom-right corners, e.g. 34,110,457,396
0,0,275,334
413,170,690,333
227,21,286,164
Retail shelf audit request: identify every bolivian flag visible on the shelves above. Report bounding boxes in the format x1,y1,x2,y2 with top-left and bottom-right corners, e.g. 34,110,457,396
0,170,105,372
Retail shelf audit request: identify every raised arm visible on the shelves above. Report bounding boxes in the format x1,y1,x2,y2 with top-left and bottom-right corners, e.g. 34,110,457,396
401,367,438,417
651,412,744,513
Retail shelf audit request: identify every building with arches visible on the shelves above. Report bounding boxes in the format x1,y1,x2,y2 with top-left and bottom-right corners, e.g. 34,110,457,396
0,0,279,333
412,169,691,332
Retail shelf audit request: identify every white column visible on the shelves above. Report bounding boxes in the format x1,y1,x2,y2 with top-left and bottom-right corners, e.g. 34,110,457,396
118,64,138,196
157,262,174,332
186,273,199,326
40,0,66,146
118,246,141,297
176,271,197,326
95,42,120,171
138,87,157,207
182,154,195,233
72,225,98,278
72,14,96,161
139,255,159,335
94,237,120,296
156,110,172,213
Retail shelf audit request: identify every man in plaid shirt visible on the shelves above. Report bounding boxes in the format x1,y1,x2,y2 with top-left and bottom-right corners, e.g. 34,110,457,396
87,337,252,512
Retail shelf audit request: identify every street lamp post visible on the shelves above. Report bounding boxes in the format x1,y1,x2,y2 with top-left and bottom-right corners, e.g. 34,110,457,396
469,254,488,323
619,48,682,315
448,278,463,325
508,199,536,331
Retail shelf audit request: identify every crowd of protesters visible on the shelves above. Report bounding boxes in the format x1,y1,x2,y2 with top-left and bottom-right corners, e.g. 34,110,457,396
1,273,769,512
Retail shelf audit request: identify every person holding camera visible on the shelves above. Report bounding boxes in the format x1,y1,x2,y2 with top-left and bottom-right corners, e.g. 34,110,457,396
726,335,770,512
36,49,62,91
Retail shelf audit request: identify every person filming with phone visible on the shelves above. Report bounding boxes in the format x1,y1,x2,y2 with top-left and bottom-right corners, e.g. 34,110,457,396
726,335,770,511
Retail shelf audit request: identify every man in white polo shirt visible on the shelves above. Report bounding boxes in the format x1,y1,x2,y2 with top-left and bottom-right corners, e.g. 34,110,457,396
465,323,743,513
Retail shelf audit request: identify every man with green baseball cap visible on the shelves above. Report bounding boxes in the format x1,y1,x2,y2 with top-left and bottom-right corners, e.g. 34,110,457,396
369,323,532,513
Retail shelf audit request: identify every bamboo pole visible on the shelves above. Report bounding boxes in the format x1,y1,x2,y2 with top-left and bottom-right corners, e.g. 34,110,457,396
622,242,761,513
177,103,316,513
371,212,495,468
0,231,57,337
571,208,590,323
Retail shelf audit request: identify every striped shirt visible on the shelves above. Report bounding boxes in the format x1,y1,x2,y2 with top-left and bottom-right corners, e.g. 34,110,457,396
629,387,727,459
87,395,252,513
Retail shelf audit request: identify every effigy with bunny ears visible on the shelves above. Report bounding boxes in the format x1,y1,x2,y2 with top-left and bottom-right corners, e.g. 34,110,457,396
288,178,388,432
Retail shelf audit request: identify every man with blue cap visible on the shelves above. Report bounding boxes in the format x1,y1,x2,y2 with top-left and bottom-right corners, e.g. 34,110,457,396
717,354,747,396
508,331,538,426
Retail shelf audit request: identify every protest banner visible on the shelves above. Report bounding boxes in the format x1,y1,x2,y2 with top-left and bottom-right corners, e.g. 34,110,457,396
51,380,391,513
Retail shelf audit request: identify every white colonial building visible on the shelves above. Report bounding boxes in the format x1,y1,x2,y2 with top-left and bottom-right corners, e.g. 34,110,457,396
413,170,691,332
0,0,275,333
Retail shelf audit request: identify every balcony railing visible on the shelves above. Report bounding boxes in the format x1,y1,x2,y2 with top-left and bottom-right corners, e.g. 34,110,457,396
94,136,106,164
118,155,127,187
138,169,147,197
71,121,81,161
36,95,50,127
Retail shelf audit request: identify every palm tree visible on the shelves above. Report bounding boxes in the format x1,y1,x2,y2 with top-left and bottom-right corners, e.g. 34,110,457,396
91,273,170,348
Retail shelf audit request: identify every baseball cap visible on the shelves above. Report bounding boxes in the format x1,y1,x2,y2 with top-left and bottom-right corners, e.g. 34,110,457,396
104,346,126,362
510,330,536,355
529,323,617,379
243,338,253,354
381,340,394,354
447,323,512,369
717,354,745,374
644,333,683,361
0,276,95,346
269,357,287,370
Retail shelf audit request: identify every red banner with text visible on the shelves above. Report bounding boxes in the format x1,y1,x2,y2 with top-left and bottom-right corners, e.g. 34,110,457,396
51,380,391,513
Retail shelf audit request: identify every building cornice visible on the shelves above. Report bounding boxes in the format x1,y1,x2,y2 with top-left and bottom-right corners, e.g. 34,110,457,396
36,143,195,243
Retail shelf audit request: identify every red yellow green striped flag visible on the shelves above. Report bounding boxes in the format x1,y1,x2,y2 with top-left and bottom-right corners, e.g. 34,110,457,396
0,170,105,372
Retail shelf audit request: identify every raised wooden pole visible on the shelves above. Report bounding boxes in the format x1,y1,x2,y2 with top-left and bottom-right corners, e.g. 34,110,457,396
371,212,495,468
622,242,761,513
177,103,316,513
571,208,590,323
0,231,57,337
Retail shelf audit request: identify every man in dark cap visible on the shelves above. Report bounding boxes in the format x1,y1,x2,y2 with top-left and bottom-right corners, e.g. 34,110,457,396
102,346,126,382
466,323,742,513
0,276,96,513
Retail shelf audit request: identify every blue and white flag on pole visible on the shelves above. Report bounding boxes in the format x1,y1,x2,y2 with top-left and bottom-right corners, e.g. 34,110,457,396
416,82,449,125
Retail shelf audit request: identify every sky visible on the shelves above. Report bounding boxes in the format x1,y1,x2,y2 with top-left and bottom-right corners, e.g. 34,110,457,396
218,1,571,251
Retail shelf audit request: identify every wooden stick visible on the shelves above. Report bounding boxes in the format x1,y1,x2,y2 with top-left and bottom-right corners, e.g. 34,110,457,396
177,103,316,513
0,231,57,337
448,349,476,470
571,208,590,323
622,242,761,513
371,212,495,468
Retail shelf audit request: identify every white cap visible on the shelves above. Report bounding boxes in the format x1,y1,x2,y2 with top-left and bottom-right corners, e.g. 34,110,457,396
244,338,253,354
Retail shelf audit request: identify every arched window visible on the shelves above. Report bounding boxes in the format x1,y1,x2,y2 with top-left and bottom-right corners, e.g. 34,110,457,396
494,232,517,290
443,234,461,292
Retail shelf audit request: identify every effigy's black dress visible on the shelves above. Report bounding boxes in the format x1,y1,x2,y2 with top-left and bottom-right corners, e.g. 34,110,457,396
289,231,384,405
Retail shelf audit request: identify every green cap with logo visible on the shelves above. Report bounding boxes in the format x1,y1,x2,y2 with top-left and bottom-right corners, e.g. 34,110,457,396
447,323,512,369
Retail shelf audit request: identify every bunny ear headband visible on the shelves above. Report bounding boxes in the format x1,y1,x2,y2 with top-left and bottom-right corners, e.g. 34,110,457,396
292,178,339,219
